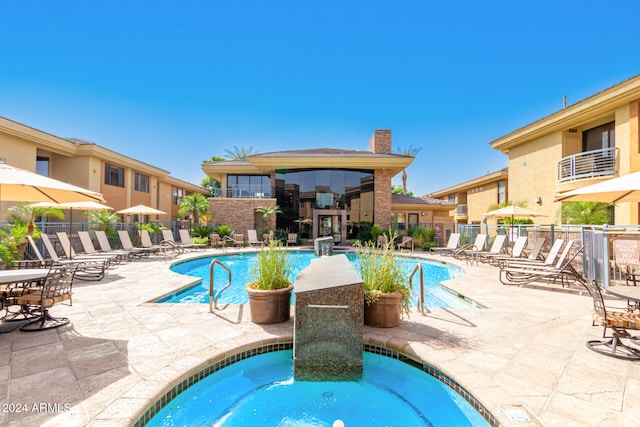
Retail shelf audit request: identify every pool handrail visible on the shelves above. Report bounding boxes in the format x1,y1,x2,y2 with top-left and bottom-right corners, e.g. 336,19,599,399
409,263,429,315
209,259,232,311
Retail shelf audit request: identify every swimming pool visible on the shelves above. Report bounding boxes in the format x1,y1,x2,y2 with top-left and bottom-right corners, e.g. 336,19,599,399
161,252,468,308
145,348,491,426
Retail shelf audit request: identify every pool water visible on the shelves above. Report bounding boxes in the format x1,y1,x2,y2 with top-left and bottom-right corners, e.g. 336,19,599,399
146,350,490,426
163,252,467,308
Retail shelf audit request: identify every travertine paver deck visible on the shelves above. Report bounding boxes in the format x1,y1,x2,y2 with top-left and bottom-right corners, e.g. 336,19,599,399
1,248,639,427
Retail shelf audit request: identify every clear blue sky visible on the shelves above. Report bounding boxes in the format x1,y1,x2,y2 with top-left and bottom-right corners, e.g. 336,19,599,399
2,1,640,196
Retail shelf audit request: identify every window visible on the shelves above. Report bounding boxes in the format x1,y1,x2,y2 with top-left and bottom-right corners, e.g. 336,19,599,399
105,164,124,187
36,156,49,176
134,173,149,193
447,194,456,203
583,122,615,152
497,181,505,204
173,186,183,204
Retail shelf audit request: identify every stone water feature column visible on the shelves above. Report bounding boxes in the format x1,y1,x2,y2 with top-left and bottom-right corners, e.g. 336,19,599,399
293,254,363,380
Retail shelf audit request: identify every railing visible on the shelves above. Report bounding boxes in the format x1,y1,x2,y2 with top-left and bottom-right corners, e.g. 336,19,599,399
557,147,617,183
455,204,468,216
409,264,428,315
212,185,274,198
209,259,232,311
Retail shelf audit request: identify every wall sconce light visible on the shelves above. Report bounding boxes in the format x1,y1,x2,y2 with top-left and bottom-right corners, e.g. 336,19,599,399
421,212,426,216
364,212,368,217
534,197,542,204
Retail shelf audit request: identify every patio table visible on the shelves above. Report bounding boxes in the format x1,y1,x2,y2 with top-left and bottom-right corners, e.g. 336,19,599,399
606,285,640,304
0,269,49,285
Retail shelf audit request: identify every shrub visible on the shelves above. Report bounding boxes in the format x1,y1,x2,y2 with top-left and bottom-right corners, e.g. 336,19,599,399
248,241,295,290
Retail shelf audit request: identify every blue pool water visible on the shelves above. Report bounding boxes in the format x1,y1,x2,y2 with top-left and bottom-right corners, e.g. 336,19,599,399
162,252,467,308
146,350,490,426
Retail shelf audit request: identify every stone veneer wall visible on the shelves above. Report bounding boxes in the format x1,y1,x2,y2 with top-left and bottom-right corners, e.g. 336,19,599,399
294,255,363,380
374,169,393,230
208,198,277,237
369,128,392,154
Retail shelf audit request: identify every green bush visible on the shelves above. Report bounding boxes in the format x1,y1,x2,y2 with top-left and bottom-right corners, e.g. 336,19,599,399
248,241,294,290
214,225,234,238
354,241,411,317
191,225,214,238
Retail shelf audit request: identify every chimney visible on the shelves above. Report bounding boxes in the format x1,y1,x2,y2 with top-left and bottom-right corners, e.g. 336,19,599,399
368,129,392,154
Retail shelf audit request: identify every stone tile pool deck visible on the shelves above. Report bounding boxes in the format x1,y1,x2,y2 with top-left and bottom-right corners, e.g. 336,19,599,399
1,248,639,426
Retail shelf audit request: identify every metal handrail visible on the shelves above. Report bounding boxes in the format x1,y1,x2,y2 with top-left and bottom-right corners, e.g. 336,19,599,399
409,263,428,315
209,259,232,312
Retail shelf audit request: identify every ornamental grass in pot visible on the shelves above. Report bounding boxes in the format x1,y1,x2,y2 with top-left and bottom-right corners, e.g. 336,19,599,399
355,241,411,327
246,241,295,324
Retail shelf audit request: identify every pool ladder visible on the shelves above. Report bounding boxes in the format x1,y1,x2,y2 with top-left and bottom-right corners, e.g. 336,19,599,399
209,259,232,312
409,264,429,315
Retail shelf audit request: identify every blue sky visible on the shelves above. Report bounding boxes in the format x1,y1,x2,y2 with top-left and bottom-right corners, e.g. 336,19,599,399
2,1,640,196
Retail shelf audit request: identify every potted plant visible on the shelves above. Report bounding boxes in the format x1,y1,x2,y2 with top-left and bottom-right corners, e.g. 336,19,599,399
246,241,295,324
355,241,411,327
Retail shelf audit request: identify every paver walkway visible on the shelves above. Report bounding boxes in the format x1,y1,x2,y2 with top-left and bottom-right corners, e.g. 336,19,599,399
1,248,639,426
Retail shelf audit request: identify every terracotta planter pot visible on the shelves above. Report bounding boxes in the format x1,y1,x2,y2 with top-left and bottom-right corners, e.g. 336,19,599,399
246,284,293,324
364,291,403,328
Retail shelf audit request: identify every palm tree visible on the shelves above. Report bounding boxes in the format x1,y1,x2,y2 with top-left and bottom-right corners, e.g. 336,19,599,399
178,193,209,225
256,205,283,220
394,145,422,195
86,209,122,233
7,202,64,235
225,146,256,160
561,201,613,224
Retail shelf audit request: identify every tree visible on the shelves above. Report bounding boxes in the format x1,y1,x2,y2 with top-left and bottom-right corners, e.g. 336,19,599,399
200,176,220,195
86,209,122,233
561,201,613,225
225,146,256,160
178,193,210,224
394,145,422,196
256,205,283,220
204,155,226,162
391,184,413,197
7,202,64,235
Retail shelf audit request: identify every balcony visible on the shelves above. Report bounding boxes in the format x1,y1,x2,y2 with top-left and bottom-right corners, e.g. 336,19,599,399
454,204,468,221
213,185,274,199
557,147,617,183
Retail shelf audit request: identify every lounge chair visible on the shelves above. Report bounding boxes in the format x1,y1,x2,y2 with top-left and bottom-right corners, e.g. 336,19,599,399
139,229,163,253
247,230,262,247
14,264,77,331
116,230,153,257
94,230,142,259
55,232,117,266
77,231,127,264
161,229,193,252
475,235,507,264
499,241,581,287
179,229,207,250
484,235,528,267
582,278,640,360
502,238,565,269
40,234,107,281
453,234,487,261
430,233,460,256
377,235,389,248
16,235,54,269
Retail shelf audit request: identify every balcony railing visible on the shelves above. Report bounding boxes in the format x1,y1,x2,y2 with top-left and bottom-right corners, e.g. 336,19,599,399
213,185,274,198
557,147,617,183
455,204,468,216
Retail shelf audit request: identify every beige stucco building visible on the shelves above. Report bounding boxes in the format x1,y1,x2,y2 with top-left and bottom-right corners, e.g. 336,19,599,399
0,116,206,223
490,75,640,225
427,169,508,225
